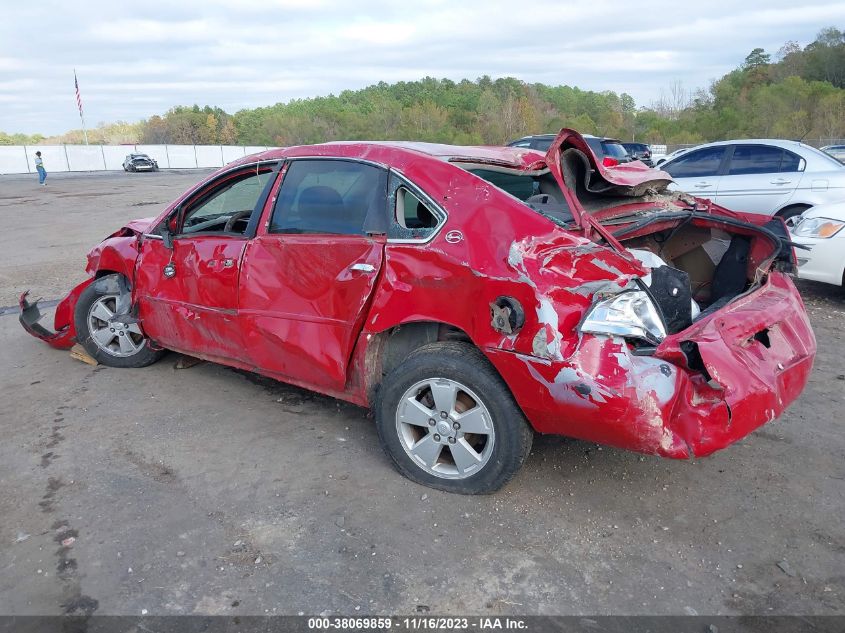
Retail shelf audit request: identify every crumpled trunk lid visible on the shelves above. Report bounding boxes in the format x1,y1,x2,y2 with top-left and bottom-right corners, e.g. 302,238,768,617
543,128,674,230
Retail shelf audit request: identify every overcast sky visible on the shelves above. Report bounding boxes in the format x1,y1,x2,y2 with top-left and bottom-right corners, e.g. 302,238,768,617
2,0,845,136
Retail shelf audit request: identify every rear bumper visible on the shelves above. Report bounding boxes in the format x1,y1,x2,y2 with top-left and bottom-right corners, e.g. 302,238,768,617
487,272,815,458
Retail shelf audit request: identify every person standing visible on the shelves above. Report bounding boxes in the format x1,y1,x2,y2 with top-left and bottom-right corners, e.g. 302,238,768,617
35,151,47,185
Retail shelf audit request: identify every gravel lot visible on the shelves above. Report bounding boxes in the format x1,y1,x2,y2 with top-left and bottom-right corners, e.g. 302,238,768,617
1,171,843,616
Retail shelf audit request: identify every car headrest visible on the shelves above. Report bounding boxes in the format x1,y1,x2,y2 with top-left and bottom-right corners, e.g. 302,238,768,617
298,186,345,221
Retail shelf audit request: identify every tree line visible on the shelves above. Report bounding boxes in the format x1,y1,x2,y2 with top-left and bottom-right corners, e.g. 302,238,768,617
2,26,843,148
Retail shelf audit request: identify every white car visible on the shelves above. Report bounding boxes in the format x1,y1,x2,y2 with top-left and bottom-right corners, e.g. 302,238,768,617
653,146,693,167
821,145,845,164
789,202,845,287
660,139,845,218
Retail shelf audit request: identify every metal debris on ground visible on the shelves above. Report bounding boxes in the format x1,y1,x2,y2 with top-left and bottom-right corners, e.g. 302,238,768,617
777,560,797,577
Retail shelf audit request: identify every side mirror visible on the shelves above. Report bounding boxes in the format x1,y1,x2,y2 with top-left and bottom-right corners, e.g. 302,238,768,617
160,227,174,250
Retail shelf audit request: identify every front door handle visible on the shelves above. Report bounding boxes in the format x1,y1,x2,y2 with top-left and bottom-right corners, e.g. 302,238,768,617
349,263,375,273
693,181,712,188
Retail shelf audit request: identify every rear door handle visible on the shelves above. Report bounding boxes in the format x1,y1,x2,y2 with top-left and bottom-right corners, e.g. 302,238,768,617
349,263,375,273
693,181,712,188
770,178,792,185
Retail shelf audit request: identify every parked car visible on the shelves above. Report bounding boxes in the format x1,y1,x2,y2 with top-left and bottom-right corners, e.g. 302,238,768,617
123,153,159,172
821,145,845,164
621,142,654,166
660,139,845,218
20,130,815,494
652,147,690,167
789,201,845,287
508,134,633,166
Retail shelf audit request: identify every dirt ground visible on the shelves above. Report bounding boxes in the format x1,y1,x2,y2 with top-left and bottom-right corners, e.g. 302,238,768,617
0,171,843,616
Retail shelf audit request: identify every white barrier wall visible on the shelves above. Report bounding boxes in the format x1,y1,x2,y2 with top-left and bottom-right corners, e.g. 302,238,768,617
221,146,248,163
66,145,105,172
193,145,219,168
102,145,132,171
0,144,274,175
0,146,30,174
26,146,70,172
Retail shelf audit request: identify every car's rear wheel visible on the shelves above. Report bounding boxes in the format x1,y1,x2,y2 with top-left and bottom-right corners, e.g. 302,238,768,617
74,275,162,368
375,341,533,494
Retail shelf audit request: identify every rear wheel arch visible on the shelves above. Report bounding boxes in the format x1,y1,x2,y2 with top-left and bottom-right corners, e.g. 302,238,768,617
776,204,811,220
379,321,473,377
362,321,477,403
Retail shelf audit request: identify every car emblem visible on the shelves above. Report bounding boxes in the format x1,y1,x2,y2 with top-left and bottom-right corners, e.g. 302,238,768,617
445,230,464,244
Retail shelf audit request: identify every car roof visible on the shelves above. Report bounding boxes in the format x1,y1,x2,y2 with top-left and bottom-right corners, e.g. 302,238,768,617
510,133,616,142
241,141,549,172
682,139,815,151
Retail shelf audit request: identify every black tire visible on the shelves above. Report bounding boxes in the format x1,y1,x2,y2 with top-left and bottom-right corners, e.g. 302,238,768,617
74,275,163,368
375,341,533,494
777,204,810,221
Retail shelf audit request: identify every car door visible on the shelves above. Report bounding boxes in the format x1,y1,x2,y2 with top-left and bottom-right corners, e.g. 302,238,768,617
238,158,388,392
714,144,803,215
135,163,278,362
663,146,728,199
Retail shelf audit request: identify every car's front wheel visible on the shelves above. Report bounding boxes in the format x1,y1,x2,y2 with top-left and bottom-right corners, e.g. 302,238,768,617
74,275,162,368
375,341,533,494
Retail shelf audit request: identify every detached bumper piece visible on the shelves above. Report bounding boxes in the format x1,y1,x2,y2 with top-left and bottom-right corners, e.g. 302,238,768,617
19,292,74,348
18,278,95,350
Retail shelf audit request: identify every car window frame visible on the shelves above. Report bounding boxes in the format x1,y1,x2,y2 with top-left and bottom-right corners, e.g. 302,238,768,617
723,144,805,176
664,145,730,178
386,169,448,244
267,157,390,237
147,161,283,242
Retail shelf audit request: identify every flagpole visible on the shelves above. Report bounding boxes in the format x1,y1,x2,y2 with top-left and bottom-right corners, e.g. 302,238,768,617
74,69,89,145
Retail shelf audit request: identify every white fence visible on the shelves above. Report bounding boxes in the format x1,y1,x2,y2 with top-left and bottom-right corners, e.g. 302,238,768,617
0,144,274,175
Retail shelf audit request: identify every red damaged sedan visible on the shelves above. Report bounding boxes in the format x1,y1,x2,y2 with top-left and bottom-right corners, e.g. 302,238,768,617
20,130,815,494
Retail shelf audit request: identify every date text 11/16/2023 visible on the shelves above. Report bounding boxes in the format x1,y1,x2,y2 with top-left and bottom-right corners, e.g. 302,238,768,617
307,616,528,630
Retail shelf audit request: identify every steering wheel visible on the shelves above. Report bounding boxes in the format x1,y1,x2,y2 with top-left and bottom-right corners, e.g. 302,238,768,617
223,210,252,233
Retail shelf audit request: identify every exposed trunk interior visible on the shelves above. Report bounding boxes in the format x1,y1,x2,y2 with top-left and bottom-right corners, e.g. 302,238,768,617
552,145,787,336
616,216,781,334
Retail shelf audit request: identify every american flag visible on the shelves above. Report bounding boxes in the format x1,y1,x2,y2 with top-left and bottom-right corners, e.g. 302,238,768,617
74,70,83,117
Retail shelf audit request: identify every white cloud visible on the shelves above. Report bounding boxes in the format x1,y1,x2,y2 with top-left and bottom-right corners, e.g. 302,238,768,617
1,0,844,135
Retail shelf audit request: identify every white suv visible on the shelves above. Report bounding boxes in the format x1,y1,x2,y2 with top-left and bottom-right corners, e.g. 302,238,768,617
660,139,845,218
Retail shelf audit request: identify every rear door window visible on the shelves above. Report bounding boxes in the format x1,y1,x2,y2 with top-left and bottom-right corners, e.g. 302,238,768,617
387,174,445,240
727,146,786,175
664,146,727,178
269,159,388,235
779,150,803,173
